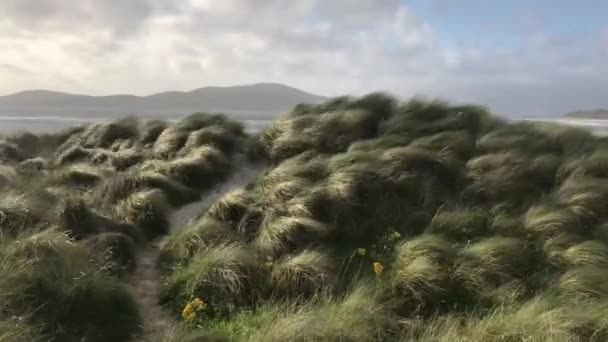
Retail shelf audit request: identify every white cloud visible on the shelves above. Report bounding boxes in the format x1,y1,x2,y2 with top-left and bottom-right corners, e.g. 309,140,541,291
0,0,606,115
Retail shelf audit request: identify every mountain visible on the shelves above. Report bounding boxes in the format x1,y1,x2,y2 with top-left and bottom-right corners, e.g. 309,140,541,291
0,83,326,120
564,109,608,119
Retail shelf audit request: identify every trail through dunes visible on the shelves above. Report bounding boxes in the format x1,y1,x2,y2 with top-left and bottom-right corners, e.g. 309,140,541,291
127,158,265,342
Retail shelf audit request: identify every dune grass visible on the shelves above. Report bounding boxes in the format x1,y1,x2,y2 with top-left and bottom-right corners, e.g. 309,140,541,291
5,95,608,341
157,95,608,341
0,113,248,341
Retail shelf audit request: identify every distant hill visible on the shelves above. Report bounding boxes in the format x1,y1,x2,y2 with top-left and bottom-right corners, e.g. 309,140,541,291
564,109,608,119
0,83,326,120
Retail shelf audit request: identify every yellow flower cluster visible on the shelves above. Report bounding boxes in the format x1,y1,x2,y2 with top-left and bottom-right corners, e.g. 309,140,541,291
373,262,385,276
356,248,367,256
182,297,206,321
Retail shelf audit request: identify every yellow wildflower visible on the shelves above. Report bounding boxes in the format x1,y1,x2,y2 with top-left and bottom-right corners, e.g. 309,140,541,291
265,261,275,268
373,262,384,276
356,248,367,256
390,231,402,241
191,297,206,311
182,303,195,320
182,297,207,320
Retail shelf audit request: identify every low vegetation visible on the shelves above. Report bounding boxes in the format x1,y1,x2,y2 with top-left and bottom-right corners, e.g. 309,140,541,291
0,113,248,341
160,94,608,341
5,95,608,341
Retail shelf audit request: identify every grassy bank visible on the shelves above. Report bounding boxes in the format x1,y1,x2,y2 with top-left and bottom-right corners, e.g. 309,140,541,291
160,95,608,341
0,113,248,341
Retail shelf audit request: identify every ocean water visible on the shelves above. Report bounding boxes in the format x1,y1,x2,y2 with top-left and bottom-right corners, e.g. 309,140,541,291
520,118,608,136
0,116,272,135
1,115,608,136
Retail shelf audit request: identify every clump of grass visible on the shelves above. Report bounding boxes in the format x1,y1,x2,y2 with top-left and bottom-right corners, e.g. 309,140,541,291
157,146,232,190
0,194,46,236
85,232,137,275
18,157,47,173
93,172,200,207
81,117,140,149
154,127,189,158
140,119,169,145
391,234,456,313
256,217,331,258
0,164,16,189
113,189,171,239
175,113,243,133
559,266,608,299
347,134,412,153
204,189,258,235
109,148,145,171
50,164,105,189
454,237,532,298
399,295,608,341
464,152,560,206
270,249,338,297
409,130,476,160
0,140,25,162
161,243,266,317
56,146,92,165
182,125,244,155
261,151,329,187
0,318,46,341
154,113,244,159
159,218,237,267
523,201,584,238
562,240,608,267
260,105,386,163
380,99,496,138
427,207,488,241
0,230,141,342
249,284,395,342
377,146,463,191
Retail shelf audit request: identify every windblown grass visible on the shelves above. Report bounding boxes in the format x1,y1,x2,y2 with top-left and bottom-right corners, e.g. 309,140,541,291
159,95,608,341
0,113,247,341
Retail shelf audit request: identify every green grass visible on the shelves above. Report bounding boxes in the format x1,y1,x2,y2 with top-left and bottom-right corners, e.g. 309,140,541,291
0,114,248,341
158,95,608,341
6,95,608,341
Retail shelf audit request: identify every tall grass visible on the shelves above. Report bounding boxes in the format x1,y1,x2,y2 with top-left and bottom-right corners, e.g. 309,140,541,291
0,113,248,341
159,95,608,341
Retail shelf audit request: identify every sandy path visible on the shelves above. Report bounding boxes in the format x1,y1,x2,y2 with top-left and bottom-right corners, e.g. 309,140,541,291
127,158,265,342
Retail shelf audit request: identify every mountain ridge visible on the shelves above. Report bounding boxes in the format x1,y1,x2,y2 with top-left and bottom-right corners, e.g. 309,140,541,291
0,83,326,119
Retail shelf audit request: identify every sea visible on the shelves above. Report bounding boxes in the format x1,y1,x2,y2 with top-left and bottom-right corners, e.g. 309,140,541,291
0,114,273,135
1,113,607,136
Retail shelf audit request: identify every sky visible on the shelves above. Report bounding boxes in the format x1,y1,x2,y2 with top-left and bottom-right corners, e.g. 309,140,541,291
0,0,607,116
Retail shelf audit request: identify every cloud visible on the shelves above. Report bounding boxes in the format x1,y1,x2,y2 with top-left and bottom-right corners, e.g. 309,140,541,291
0,0,606,115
